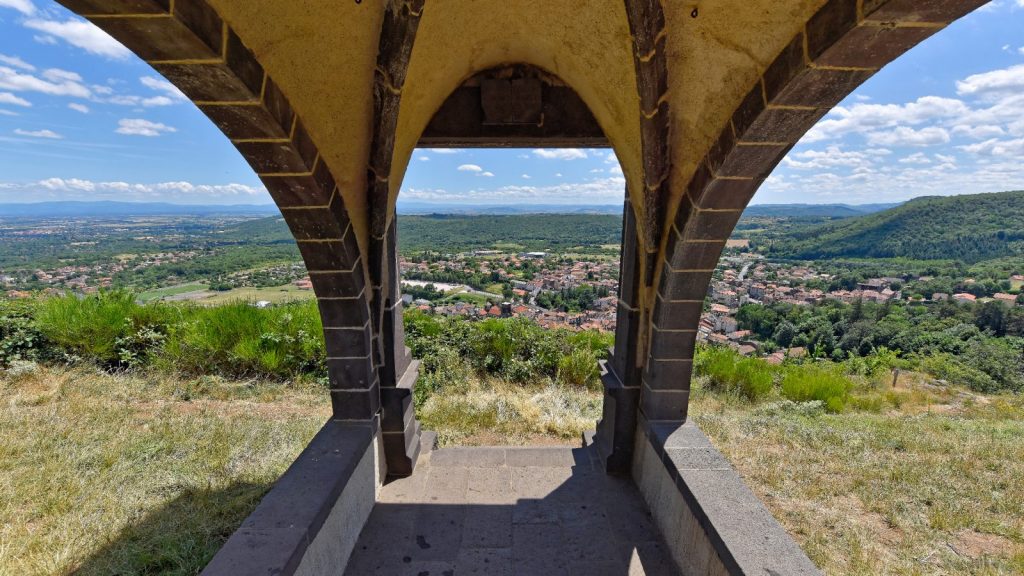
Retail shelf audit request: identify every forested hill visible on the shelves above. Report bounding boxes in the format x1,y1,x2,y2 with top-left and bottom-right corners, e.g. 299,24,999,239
766,191,1024,263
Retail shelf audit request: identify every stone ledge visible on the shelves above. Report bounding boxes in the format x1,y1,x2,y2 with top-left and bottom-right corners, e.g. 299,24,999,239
636,418,821,575
201,418,379,576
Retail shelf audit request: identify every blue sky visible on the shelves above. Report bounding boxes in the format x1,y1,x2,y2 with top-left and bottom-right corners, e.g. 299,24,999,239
0,0,1022,206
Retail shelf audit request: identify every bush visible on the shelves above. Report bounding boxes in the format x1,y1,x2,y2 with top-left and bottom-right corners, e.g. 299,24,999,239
35,291,176,367
0,298,47,366
780,364,852,413
557,348,600,389
160,300,324,380
695,345,774,401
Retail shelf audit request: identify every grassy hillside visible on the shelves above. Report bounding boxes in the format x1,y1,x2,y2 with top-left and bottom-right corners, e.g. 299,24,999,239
397,213,622,254
767,191,1024,263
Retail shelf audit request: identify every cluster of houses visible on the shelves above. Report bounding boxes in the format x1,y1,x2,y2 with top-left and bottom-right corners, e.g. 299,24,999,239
403,296,618,332
400,252,620,295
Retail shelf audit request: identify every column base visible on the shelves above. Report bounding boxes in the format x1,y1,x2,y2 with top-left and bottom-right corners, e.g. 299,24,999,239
380,358,423,479
594,359,640,476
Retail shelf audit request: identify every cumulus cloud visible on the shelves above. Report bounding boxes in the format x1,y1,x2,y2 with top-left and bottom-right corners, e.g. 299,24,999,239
23,18,131,60
403,176,627,205
533,148,588,160
955,64,1024,100
457,164,483,172
115,118,176,137
68,102,89,113
782,146,875,170
139,76,187,102
898,152,931,164
481,171,495,177
427,148,459,154
0,92,30,107
14,128,61,139
0,65,91,97
866,126,950,147
804,96,968,143
521,174,531,179
0,0,35,15
7,178,269,203
0,54,34,71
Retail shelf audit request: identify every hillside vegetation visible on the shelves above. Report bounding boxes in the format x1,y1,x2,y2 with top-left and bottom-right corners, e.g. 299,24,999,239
767,191,1024,263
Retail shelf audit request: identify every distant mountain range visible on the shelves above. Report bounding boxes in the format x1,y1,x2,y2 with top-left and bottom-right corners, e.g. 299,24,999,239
766,191,1024,263
0,201,279,218
1,200,901,218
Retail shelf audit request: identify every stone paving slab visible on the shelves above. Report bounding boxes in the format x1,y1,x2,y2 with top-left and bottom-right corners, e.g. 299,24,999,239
345,445,678,575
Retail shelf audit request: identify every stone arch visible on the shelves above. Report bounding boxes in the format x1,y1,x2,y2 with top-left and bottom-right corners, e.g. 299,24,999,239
645,0,990,423
54,1,379,426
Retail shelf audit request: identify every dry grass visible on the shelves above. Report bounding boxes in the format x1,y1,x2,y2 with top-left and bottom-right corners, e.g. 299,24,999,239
0,364,328,576
417,376,602,446
690,375,1024,575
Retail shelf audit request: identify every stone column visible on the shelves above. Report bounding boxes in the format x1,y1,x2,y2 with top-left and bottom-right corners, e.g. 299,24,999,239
594,192,643,474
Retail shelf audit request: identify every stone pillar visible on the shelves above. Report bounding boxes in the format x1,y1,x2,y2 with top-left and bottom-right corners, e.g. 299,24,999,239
377,220,422,478
594,193,643,474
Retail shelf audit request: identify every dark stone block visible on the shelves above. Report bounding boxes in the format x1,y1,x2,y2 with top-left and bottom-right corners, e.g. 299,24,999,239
863,0,989,23
643,359,693,390
696,177,763,210
730,81,766,139
684,159,712,208
235,141,308,174
657,268,713,302
153,63,256,102
771,67,876,108
311,266,365,299
262,78,295,139
317,160,340,202
815,24,938,68
683,210,743,242
261,174,332,207
291,119,319,172
281,207,346,241
640,103,670,188
664,447,731,471
806,0,859,62
716,143,791,178
740,106,828,144
324,325,372,358
705,122,737,174
647,421,714,452
652,297,703,331
57,0,169,15
763,34,807,104
635,36,669,111
327,356,375,390
666,234,725,271
299,236,358,270
173,0,222,56
225,29,264,96
649,329,697,362
330,382,381,420
90,17,216,61
640,386,689,422
198,104,286,140
317,296,370,329
672,191,695,231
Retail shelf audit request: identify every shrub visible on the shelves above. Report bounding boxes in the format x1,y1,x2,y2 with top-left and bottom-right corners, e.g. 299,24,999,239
0,298,47,366
695,345,774,401
160,300,324,380
556,348,600,389
35,291,176,367
780,364,852,413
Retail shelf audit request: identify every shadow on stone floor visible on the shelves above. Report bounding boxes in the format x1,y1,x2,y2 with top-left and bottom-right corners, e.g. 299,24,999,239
69,482,271,576
345,445,677,576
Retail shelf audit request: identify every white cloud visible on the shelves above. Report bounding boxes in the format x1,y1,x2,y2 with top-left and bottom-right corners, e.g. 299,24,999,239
898,152,931,164
15,178,269,202
934,153,956,164
782,146,875,170
0,65,91,97
866,126,950,147
555,173,563,178
609,164,624,175
403,176,627,205
68,102,89,114
952,124,1006,139
532,148,588,160
418,155,429,161
0,0,34,15
521,174,531,179
14,128,61,139
0,54,34,71
0,109,18,116
960,137,1024,157
33,35,57,46
23,18,131,60
804,96,968,143
457,164,483,172
0,92,30,107
115,118,176,137
427,148,459,154
480,171,494,177
1018,47,1024,56
956,64,1024,101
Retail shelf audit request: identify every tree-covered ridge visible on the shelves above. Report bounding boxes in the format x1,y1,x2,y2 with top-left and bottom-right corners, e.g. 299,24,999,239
397,214,622,254
766,191,1024,263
